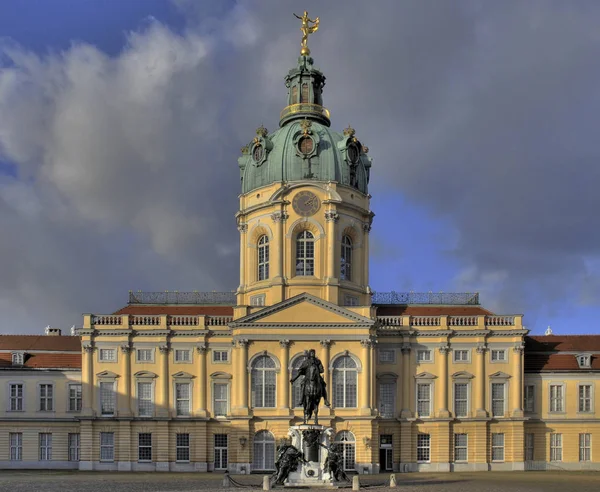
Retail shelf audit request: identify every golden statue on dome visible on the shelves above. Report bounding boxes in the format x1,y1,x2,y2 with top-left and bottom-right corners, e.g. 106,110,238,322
294,11,319,56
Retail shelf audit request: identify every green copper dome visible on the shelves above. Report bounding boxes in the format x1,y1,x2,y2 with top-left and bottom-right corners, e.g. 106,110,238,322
238,55,372,195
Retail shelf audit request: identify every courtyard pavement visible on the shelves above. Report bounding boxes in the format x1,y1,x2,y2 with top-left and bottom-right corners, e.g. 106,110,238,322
0,471,599,492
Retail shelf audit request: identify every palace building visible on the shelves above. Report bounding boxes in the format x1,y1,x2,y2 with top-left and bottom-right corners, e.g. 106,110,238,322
1,24,599,473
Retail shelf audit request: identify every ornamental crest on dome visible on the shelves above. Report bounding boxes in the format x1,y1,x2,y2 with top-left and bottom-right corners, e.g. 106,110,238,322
256,125,269,137
300,119,312,136
343,125,355,137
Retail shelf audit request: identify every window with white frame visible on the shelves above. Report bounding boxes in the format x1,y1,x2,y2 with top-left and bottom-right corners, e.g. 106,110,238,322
340,235,353,281
250,294,265,306
213,350,229,363
137,382,153,417
378,349,395,364
344,295,359,306
578,384,592,413
491,382,505,417
549,384,564,413
99,348,116,362
332,356,358,408
253,430,276,471
417,434,430,463
175,382,191,416
9,433,22,461
417,383,432,417
579,433,591,462
136,349,153,363
100,382,116,416
100,432,114,461
11,352,24,366
138,433,152,462
9,383,23,411
453,350,469,363
490,349,506,362
454,434,468,462
214,434,228,470
258,235,270,281
68,433,80,461
251,355,277,408
577,354,592,368
550,433,562,461
524,385,535,413
295,230,315,276
417,350,432,363
39,383,54,411
68,383,82,412
525,433,534,461
335,431,356,471
491,433,504,461
176,433,190,462
213,383,228,417
454,382,468,418
174,349,191,363
39,433,52,460
379,382,395,419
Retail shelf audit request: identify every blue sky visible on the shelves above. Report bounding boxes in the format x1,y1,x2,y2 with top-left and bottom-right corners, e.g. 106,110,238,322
1,0,599,335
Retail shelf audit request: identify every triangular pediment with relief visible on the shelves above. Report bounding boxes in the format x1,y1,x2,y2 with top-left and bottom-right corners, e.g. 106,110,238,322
231,293,374,327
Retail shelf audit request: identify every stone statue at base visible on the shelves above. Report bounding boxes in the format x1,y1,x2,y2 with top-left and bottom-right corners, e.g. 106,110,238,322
321,442,349,483
273,441,306,485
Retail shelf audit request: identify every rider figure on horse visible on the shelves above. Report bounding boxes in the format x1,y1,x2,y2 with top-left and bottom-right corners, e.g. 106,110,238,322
291,349,331,409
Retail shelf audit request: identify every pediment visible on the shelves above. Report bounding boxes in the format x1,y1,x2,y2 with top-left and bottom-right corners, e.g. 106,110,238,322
134,371,157,379
96,370,119,379
489,371,511,380
376,372,398,381
231,293,374,327
452,371,475,380
172,371,194,379
211,371,233,380
414,372,437,380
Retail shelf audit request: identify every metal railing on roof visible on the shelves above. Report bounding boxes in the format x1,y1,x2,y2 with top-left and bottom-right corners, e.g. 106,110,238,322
128,291,236,305
371,291,480,305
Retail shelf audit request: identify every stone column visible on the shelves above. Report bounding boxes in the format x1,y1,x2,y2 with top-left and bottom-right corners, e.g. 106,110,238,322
196,344,208,417
475,344,487,417
238,339,250,411
119,344,132,416
278,340,291,411
82,344,95,416
360,339,372,415
401,344,411,418
512,342,524,417
325,211,339,280
158,345,170,417
438,345,450,418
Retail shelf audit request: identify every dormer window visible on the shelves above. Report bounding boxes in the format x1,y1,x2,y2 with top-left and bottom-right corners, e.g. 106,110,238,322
577,354,592,369
11,352,24,366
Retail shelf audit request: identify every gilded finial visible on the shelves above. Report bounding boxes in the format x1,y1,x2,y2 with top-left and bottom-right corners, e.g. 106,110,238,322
300,118,312,135
343,125,355,137
294,11,320,56
256,125,269,137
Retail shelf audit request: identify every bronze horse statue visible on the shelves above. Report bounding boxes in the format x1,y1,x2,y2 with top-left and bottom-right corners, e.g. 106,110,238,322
290,349,329,425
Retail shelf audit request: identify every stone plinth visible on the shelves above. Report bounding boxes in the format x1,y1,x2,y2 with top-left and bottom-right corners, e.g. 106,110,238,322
286,424,334,487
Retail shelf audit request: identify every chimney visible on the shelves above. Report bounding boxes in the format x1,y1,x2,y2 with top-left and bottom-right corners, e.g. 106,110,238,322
45,326,62,336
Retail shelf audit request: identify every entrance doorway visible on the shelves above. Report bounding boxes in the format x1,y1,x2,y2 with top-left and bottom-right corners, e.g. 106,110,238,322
379,435,393,472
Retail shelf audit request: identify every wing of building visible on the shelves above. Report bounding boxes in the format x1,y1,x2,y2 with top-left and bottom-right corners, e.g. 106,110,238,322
1,24,599,474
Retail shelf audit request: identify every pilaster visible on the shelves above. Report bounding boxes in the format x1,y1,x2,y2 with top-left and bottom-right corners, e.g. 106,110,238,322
157,345,170,418
437,344,450,418
400,344,412,418
475,344,488,418
81,344,95,417
232,339,250,416
320,339,332,417
359,338,373,415
196,343,208,417
278,340,291,413
512,343,524,418
119,344,132,417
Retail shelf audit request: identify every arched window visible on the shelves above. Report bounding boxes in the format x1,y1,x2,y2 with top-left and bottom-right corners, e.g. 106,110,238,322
332,356,357,408
335,431,356,471
258,235,269,281
253,430,275,471
290,355,306,408
251,355,276,408
340,235,353,281
296,231,315,276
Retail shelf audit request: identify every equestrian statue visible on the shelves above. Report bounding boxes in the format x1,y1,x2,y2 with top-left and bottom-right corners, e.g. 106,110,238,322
290,349,330,425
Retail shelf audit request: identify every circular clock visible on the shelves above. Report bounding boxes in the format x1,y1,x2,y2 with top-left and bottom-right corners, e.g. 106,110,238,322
292,190,320,217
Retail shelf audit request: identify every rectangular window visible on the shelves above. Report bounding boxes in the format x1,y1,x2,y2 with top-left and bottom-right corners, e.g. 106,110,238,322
12,352,24,365
68,383,82,412
379,382,395,419
378,349,395,364
175,349,191,362
9,433,22,461
68,433,80,462
550,433,562,462
344,295,359,306
454,434,468,462
453,350,469,362
9,383,24,411
524,385,535,413
176,433,190,462
136,349,153,362
175,382,191,416
99,349,116,362
579,433,591,462
138,382,153,417
417,434,430,463
454,382,469,418
214,383,228,417
549,384,564,412
213,350,229,363
250,295,265,306
39,433,52,461
578,385,592,413
417,350,432,362
491,433,504,461
491,382,505,417
100,382,116,416
417,383,431,417
214,434,228,470
138,433,152,462
491,349,506,362
525,433,534,461
100,432,114,462
39,383,54,411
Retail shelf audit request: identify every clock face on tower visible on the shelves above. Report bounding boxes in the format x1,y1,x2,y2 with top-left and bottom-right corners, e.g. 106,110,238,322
292,190,320,217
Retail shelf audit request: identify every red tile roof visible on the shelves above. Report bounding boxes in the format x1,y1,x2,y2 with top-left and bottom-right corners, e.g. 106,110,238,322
114,305,234,316
0,353,81,369
0,335,81,351
375,305,494,316
524,335,600,372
